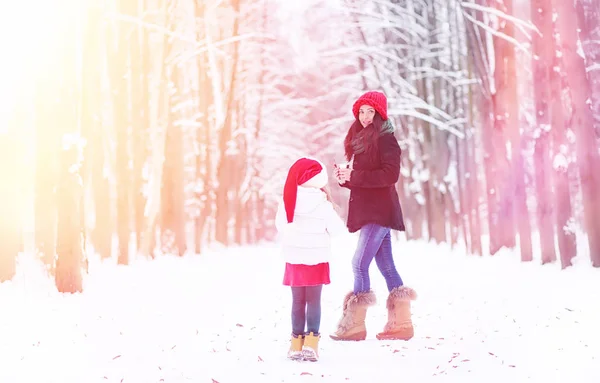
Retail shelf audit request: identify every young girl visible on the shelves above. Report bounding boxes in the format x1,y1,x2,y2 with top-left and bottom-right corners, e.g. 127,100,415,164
275,157,346,361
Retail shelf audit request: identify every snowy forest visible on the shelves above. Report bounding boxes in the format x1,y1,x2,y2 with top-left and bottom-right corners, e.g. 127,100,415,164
0,0,599,292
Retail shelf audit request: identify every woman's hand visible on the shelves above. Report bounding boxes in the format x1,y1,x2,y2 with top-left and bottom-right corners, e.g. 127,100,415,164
334,166,352,183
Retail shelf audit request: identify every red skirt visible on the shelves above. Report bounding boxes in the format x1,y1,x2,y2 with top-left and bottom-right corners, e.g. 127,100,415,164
283,262,331,287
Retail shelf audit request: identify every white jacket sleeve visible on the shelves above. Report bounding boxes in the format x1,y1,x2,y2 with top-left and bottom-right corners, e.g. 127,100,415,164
275,199,288,233
324,202,347,237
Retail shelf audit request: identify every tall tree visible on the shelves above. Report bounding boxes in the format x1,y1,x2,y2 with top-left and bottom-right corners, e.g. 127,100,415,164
55,136,86,293
214,0,242,246
81,0,111,260
491,0,525,257
545,11,577,268
575,0,600,138
34,21,61,272
110,0,136,265
531,0,557,264
464,0,503,255
130,0,149,252
554,0,600,266
0,128,21,282
55,4,85,293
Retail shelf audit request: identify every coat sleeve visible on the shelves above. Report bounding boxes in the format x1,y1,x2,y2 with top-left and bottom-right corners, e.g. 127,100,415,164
275,199,288,233
348,134,401,188
323,202,347,237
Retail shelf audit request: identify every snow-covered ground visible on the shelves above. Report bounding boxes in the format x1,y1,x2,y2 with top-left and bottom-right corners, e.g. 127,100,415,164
1,234,599,383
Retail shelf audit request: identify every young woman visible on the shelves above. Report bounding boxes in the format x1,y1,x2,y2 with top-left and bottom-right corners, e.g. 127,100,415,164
331,91,417,342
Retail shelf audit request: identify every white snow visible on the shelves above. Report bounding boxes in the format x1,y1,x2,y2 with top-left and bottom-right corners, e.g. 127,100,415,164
553,152,569,171
1,235,599,383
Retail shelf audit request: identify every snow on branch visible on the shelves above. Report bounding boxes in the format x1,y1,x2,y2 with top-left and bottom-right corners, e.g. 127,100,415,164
61,133,86,175
111,12,268,64
390,108,465,138
460,1,540,36
461,10,531,55
345,8,429,38
587,63,600,73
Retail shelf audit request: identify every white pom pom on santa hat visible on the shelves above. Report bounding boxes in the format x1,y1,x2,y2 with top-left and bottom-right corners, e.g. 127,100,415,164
283,157,328,223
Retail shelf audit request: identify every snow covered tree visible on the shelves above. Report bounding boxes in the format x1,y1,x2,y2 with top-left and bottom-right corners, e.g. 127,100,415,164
129,0,149,252
575,0,600,139
55,4,86,293
7,0,600,272
0,129,21,282
531,0,557,265
553,0,600,266
55,135,86,293
109,0,135,265
81,0,111,260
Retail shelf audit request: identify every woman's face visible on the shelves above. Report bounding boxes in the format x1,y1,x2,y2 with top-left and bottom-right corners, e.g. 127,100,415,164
359,105,376,127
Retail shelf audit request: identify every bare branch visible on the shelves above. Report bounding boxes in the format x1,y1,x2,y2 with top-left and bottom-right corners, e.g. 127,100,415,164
460,1,541,36
462,11,532,56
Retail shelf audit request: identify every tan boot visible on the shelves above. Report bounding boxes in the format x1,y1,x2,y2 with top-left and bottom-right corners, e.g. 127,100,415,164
302,332,320,361
329,290,376,341
376,286,417,340
287,334,304,360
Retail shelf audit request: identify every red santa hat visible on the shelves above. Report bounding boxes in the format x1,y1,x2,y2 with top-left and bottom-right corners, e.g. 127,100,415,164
283,157,328,223
352,91,388,120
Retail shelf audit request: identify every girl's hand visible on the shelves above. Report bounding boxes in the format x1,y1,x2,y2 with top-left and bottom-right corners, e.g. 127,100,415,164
321,185,333,202
333,167,345,184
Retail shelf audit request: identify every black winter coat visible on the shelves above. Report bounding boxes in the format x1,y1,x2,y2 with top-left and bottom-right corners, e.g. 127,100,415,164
340,132,405,233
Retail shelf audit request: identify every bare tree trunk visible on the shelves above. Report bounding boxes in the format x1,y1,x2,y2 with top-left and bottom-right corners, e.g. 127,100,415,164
490,0,519,255
56,141,85,293
465,51,482,255
233,100,248,245
464,0,501,255
0,129,21,282
110,0,133,265
55,13,84,293
501,0,533,262
159,64,186,256
554,0,600,266
466,126,483,256
34,72,58,273
531,0,557,264
576,0,600,138
447,0,465,249
194,68,212,253
545,25,577,268
131,0,148,252
248,1,268,243
214,0,241,246
445,11,467,249
398,132,424,241
427,2,448,244
81,0,111,260
193,1,213,253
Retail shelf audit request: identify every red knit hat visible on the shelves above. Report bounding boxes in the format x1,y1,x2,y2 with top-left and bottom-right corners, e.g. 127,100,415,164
352,91,388,120
283,158,328,223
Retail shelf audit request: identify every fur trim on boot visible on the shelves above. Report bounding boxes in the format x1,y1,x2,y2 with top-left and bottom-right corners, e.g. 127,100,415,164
287,334,304,360
330,290,376,341
376,286,417,341
302,332,320,362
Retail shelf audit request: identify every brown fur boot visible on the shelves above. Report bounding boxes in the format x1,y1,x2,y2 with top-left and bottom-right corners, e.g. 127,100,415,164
376,286,417,340
329,290,376,341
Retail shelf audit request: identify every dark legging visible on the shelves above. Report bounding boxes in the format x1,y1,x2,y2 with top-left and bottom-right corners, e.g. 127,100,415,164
291,285,323,336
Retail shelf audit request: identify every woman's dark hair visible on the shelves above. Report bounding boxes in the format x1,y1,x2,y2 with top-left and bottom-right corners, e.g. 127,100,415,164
343,112,385,161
